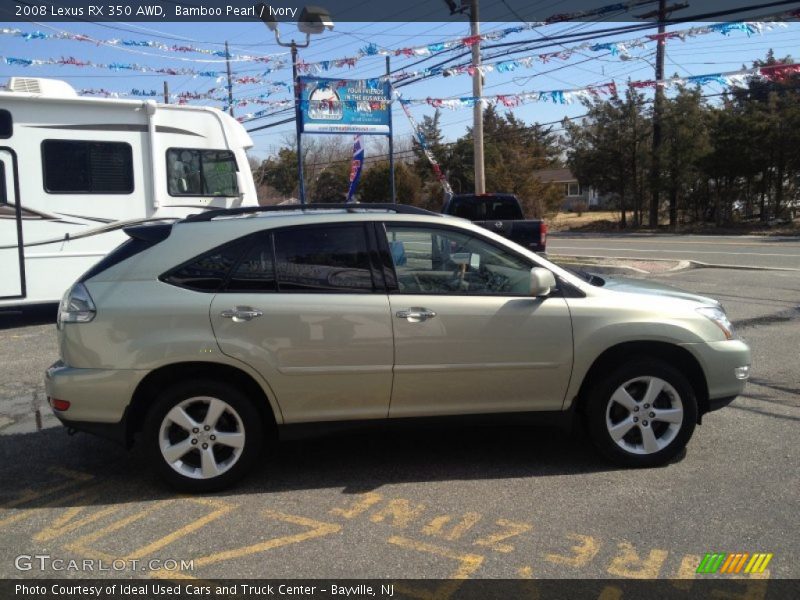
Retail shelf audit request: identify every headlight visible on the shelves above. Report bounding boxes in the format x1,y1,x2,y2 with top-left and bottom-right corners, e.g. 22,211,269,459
696,306,734,340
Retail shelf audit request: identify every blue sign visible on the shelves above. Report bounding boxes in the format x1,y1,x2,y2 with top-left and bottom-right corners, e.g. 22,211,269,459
299,77,390,135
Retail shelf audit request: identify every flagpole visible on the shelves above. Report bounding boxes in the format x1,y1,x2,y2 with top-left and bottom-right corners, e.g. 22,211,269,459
387,56,396,204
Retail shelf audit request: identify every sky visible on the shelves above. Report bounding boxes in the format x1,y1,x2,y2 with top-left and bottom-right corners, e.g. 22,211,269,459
1,2,799,160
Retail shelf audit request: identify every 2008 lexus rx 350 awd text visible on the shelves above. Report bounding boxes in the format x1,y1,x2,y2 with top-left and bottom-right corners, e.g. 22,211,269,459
46,204,751,491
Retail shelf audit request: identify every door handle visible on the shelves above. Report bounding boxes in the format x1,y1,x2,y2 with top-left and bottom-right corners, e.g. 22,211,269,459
396,308,437,322
220,306,263,322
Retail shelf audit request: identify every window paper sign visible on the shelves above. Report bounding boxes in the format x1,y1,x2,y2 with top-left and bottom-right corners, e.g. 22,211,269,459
298,76,390,135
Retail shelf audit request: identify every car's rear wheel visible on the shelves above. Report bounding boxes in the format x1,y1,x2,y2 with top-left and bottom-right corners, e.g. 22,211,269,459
585,359,698,467
144,379,262,492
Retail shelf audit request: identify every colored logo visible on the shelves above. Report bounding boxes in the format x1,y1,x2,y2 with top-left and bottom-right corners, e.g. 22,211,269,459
696,552,773,574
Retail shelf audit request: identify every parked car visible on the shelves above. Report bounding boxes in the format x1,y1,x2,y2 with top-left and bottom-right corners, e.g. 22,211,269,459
46,204,750,491
441,193,547,253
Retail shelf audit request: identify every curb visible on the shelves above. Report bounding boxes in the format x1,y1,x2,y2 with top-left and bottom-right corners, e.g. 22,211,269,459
563,264,648,276
549,255,684,276
550,254,800,273
688,260,800,273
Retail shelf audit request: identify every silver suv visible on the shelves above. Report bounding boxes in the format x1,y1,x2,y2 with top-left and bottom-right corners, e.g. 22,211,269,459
46,204,751,491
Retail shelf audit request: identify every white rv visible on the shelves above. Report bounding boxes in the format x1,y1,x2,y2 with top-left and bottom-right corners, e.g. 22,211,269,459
0,77,259,308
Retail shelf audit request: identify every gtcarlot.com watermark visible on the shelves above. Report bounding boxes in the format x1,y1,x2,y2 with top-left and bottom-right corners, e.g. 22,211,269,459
15,554,194,573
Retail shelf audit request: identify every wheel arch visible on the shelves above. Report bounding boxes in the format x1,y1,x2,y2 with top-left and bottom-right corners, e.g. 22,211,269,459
126,361,279,446
571,341,709,422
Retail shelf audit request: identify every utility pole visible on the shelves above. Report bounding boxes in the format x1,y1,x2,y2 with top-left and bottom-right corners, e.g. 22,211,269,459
225,40,234,117
470,0,485,194
640,1,687,229
290,41,307,205
648,0,666,229
163,81,169,104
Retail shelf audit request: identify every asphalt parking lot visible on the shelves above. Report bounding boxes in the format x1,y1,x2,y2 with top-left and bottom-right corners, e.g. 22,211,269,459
0,266,798,587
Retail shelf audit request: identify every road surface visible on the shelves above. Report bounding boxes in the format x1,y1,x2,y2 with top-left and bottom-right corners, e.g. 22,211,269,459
548,233,800,270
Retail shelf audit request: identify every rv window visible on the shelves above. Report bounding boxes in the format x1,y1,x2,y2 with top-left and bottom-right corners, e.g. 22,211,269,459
166,149,239,197
0,110,11,138
42,140,133,194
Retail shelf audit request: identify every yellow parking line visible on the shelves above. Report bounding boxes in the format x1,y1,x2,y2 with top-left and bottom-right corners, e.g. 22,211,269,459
388,535,483,600
123,498,235,561
192,509,342,567
64,501,175,562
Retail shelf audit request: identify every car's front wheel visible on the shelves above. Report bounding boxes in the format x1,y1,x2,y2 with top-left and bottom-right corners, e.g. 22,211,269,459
585,359,698,467
143,380,263,492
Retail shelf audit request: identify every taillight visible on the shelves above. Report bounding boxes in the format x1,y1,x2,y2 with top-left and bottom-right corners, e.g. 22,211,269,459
57,282,96,327
540,222,548,247
49,398,71,411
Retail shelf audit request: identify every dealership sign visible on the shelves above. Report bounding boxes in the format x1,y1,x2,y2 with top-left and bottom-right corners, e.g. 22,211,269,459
298,77,391,135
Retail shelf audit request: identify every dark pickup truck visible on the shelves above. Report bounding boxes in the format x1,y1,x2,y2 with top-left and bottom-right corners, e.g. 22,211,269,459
441,193,547,254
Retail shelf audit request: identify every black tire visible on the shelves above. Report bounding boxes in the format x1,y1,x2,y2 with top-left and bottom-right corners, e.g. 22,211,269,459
143,379,263,492
585,358,697,467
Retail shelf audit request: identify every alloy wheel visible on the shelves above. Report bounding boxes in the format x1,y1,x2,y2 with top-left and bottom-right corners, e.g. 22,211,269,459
604,376,684,455
158,396,246,480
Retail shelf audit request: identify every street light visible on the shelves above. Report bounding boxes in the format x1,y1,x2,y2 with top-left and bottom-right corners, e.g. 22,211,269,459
259,5,334,204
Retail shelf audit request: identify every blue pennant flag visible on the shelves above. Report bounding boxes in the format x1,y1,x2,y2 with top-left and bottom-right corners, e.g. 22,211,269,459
346,135,365,203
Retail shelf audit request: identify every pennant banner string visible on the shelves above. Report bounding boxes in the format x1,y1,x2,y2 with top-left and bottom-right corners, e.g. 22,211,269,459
396,62,800,111
0,55,292,83
295,0,660,73
0,24,287,64
400,20,789,82
295,8,797,74
394,88,453,197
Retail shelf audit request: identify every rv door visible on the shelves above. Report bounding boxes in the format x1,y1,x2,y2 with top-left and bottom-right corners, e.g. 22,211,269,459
0,149,25,299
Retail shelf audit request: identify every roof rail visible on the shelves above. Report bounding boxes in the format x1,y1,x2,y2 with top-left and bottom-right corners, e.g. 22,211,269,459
183,202,439,223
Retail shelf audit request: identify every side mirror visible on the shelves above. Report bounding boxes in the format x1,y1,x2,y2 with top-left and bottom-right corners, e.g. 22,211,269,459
530,267,556,297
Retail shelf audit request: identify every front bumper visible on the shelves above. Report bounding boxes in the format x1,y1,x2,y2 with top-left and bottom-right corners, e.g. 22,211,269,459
45,361,148,444
680,339,751,409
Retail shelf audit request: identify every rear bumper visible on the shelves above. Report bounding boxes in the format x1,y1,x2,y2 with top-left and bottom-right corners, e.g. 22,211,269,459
54,411,129,446
45,361,147,443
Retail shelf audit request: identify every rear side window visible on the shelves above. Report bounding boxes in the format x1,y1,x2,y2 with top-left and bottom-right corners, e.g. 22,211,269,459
226,237,277,292
80,224,173,282
43,140,133,194
0,110,11,138
274,225,375,292
163,239,250,292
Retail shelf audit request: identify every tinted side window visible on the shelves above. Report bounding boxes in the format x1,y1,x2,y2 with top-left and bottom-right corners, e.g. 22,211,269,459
384,225,533,295
163,239,250,292
226,236,277,292
274,225,374,292
0,110,11,138
42,140,133,193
